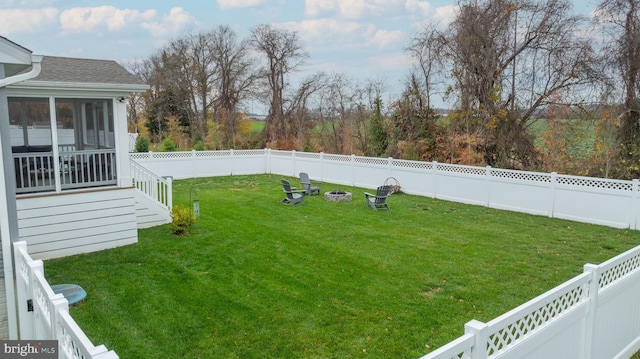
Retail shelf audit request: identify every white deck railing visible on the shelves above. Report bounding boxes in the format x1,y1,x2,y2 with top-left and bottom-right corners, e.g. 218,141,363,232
14,148,117,194
130,158,172,210
14,241,118,359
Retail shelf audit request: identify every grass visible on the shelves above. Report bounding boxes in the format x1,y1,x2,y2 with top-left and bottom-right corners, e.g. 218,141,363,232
45,175,640,358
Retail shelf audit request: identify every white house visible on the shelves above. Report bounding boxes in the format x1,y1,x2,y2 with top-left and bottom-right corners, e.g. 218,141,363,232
0,36,170,340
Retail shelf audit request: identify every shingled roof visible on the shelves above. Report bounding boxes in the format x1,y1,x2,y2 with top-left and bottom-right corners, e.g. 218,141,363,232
30,56,146,86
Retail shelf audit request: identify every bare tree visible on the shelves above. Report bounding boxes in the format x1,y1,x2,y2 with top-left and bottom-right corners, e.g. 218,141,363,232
284,72,326,150
387,72,445,161
309,74,384,155
210,25,257,148
351,78,385,155
595,0,640,178
250,24,308,148
124,60,153,134
434,0,600,168
315,73,359,154
407,24,445,111
172,33,217,138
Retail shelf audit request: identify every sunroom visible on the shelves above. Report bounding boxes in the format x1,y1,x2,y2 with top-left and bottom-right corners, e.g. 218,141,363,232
8,56,147,194
0,39,170,261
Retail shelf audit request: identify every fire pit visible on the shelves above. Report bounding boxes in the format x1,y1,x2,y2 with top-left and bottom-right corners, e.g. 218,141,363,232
324,190,352,202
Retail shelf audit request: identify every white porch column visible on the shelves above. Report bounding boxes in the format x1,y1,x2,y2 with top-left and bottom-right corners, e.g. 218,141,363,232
49,96,61,192
113,98,131,187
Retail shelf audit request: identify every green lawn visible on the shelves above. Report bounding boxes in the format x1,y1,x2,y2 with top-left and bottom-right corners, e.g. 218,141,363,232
45,175,640,358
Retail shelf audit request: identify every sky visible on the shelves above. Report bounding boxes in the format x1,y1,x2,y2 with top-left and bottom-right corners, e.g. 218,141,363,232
0,0,600,111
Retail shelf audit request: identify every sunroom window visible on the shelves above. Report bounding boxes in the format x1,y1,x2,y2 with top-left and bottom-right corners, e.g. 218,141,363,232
9,97,117,194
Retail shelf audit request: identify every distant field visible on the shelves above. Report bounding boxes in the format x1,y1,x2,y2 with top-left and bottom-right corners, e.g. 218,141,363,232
251,120,265,132
528,118,597,158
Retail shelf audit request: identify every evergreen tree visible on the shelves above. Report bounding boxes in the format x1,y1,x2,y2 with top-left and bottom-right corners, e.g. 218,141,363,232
369,97,388,157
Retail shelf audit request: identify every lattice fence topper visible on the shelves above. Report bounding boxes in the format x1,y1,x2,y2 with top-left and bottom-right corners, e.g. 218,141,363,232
491,169,552,183
323,154,351,162
242,149,267,156
384,177,402,194
355,156,388,165
392,159,433,170
437,163,487,176
485,283,586,357
556,175,633,191
598,252,640,290
195,150,231,157
151,152,192,159
269,150,291,156
295,152,321,159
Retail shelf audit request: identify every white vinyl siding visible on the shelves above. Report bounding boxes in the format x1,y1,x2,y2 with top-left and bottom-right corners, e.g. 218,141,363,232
17,188,138,260
135,190,172,229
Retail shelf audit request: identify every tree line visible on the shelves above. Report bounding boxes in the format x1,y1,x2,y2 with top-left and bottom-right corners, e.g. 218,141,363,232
127,0,640,180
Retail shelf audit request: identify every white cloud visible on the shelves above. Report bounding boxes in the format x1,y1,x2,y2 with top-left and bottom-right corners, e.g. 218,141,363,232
338,0,371,19
408,4,457,31
141,7,198,39
59,6,156,32
304,0,335,17
369,52,412,71
405,0,431,14
57,6,198,48
0,8,57,34
404,0,458,25
370,29,404,48
285,18,404,52
432,5,457,27
305,0,402,19
282,18,375,47
0,0,53,6
217,0,266,9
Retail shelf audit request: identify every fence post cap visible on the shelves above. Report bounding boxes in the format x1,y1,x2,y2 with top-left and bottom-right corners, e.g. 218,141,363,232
583,263,598,272
464,319,487,332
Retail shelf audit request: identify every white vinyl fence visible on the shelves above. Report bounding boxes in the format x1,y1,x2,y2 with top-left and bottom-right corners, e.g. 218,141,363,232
419,245,640,359
130,149,640,358
130,149,640,230
14,241,118,359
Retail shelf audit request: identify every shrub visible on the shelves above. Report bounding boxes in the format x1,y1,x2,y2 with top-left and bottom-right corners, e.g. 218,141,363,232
171,205,194,235
134,135,150,153
193,140,206,151
161,137,178,152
